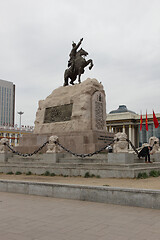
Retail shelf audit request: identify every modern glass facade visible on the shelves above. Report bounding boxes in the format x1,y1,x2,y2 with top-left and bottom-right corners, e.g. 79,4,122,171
0,79,15,126
139,124,160,147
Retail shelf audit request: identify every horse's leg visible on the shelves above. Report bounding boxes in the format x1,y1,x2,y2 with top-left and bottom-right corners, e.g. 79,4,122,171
64,70,69,86
78,73,81,84
64,77,69,86
70,75,77,85
88,59,94,70
70,80,74,85
84,59,94,70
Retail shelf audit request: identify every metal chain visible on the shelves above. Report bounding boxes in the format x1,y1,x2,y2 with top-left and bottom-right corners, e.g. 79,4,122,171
55,140,115,158
4,141,49,157
3,138,139,158
126,139,139,155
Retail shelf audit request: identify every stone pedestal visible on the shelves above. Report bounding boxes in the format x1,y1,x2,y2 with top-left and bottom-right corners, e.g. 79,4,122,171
153,152,160,162
42,153,60,163
18,78,113,154
108,153,144,164
0,153,8,163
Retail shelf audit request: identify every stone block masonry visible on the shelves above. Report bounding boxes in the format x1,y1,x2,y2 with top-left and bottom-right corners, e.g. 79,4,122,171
0,180,160,209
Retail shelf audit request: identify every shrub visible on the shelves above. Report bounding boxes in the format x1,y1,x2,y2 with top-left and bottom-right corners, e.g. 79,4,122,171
91,174,95,178
26,171,32,175
44,171,50,176
7,171,14,175
50,173,56,176
15,171,22,175
84,172,100,178
137,172,148,179
84,172,90,178
149,170,160,177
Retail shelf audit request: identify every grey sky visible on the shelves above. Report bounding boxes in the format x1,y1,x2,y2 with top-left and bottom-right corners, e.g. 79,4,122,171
0,0,160,126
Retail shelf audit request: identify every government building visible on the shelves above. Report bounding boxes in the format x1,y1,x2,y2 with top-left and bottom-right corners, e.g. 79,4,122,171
106,105,160,147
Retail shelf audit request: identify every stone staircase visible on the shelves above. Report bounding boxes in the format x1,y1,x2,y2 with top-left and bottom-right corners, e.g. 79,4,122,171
0,153,160,178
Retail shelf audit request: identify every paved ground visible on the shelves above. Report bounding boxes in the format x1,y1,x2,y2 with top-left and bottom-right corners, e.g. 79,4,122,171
0,192,160,240
0,173,160,189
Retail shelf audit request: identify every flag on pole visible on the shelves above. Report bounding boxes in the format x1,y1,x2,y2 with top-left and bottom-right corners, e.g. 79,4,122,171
146,111,148,131
140,112,143,131
153,110,159,128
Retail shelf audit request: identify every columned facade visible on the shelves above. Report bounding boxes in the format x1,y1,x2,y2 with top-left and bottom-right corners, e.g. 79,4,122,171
106,105,160,147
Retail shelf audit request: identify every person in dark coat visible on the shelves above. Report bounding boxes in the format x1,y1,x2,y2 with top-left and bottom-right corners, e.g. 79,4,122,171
138,146,152,163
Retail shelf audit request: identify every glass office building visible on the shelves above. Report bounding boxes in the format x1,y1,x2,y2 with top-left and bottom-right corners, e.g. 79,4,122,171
0,79,15,126
139,123,160,147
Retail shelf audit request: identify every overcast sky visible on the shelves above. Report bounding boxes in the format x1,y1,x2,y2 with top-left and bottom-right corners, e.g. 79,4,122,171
0,0,160,126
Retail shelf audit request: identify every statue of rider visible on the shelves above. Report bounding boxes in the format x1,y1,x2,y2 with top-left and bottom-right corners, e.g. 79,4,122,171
68,38,83,72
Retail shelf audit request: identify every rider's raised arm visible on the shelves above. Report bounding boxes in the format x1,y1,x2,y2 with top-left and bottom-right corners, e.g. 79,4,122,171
75,38,83,50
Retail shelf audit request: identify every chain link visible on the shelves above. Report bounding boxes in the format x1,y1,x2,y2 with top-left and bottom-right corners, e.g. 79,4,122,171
55,140,115,158
126,139,139,155
4,141,49,157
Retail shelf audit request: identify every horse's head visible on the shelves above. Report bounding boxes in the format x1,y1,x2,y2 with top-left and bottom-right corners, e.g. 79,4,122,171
78,48,88,57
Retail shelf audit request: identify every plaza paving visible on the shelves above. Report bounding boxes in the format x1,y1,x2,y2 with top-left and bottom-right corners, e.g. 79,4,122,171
0,191,160,240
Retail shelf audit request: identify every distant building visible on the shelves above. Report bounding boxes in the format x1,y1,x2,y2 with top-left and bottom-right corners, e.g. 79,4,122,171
106,105,160,147
0,79,15,126
0,126,34,147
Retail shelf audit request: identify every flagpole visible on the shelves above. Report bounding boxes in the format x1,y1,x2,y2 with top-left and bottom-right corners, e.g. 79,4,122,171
146,110,148,142
139,111,143,146
153,109,155,136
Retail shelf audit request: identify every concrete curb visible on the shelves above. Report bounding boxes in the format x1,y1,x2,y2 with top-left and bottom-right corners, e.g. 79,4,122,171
0,179,160,209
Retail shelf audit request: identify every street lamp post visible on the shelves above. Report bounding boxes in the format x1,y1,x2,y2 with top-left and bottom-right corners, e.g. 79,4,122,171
17,111,24,136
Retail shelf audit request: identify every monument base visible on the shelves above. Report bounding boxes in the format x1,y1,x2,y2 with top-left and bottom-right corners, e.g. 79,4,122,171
16,79,114,155
17,131,113,154
0,153,8,163
108,153,145,164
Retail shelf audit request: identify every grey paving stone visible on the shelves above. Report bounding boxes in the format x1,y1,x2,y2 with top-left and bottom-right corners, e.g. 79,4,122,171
0,192,160,240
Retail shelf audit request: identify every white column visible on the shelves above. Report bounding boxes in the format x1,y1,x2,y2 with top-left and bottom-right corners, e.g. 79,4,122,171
9,133,12,145
123,125,125,133
129,125,132,149
15,134,18,146
131,126,135,146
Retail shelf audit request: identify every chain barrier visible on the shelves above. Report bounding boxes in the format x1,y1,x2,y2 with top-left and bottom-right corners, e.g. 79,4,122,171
4,141,49,157
126,139,139,155
55,140,115,158
3,137,139,158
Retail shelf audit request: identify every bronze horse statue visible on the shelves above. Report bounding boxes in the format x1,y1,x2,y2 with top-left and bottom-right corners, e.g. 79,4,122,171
64,48,94,86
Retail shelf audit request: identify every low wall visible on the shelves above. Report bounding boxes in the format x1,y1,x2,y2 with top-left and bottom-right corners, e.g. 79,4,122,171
0,180,160,209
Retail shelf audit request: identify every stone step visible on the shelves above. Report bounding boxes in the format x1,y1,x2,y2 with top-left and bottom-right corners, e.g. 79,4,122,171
1,162,160,178
3,161,160,170
58,158,108,164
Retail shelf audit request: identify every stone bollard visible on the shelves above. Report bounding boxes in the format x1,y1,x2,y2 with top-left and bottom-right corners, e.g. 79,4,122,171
148,136,160,162
0,138,9,163
108,132,137,164
44,136,62,163
113,132,128,153
149,136,160,154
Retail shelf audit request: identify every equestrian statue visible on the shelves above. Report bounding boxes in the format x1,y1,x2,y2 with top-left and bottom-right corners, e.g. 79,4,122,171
64,38,94,86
